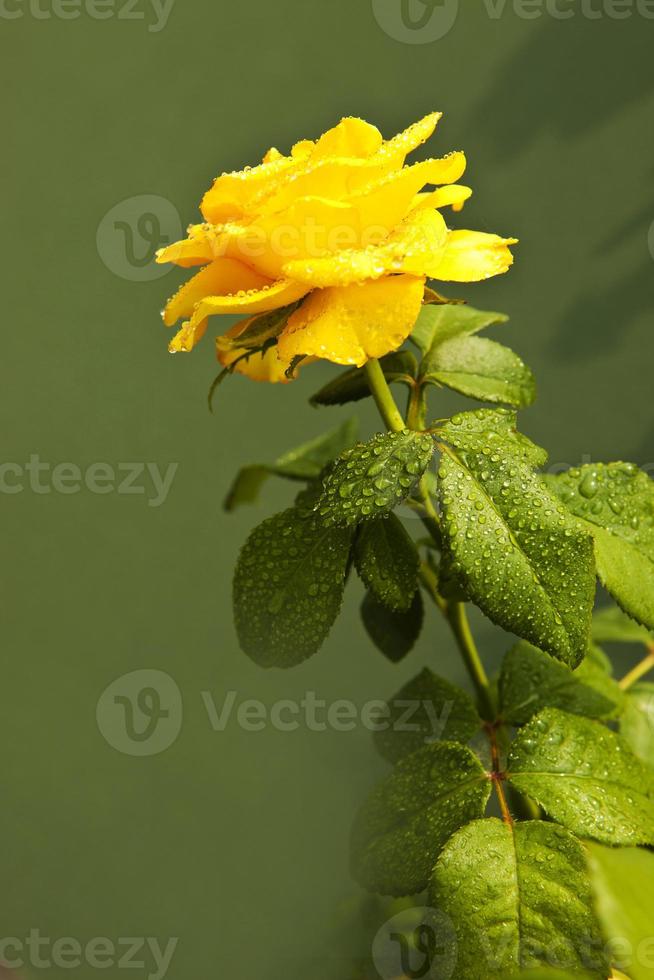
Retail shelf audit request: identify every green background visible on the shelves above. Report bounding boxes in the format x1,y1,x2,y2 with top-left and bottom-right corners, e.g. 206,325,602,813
2,1,653,977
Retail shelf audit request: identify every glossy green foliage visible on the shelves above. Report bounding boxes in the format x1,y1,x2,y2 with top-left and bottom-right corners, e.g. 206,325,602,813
353,514,419,611
373,668,481,764
359,590,424,663
350,741,491,895
224,417,358,510
436,410,596,667
233,506,353,667
499,642,623,724
508,708,654,845
430,819,607,978
316,430,434,527
587,843,654,980
549,463,654,631
309,351,417,406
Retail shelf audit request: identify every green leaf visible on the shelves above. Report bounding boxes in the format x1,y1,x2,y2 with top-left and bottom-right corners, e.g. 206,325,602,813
215,301,300,353
436,409,596,668
360,589,423,663
410,302,508,355
592,604,654,646
437,407,548,467
353,514,419,612
548,463,654,632
350,741,491,896
508,708,654,845
309,351,417,407
587,842,654,980
499,642,622,725
224,418,358,511
316,430,434,527
621,683,654,768
429,818,608,979
373,668,481,764
422,335,536,408
233,506,353,667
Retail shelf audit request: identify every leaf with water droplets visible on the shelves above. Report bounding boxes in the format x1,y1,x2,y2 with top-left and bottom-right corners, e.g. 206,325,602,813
548,463,654,632
620,683,654,769
422,335,536,408
374,668,481,764
508,708,654,845
438,406,548,468
592,604,654,646
309,350,417,407
410,302,508,355
429,818,608,979
436,409,595,668
359,589,423,663
587,842,654,980
354,514,419,612
224,417,358,511
350,741,490,896
499,642,623,725
316,429,434,527
233,505,353,667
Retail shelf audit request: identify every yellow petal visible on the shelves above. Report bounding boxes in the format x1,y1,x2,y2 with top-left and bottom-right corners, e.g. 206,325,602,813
201,155,306,223
262,147,284,163
162,258,271,327
430,230,518,282
282,207,448,287
415,184,473,212
218,343,294,383
188,279,310,336
311,117,383,160
349,154,467,233
156,225,215,268
252,155,395,218
378,111,442,166
168,317,208,353
291,139,315,158
277,274,425,367
218,197,368,280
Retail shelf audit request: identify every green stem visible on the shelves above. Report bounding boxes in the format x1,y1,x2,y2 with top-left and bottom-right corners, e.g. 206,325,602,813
446,601,494,720
365,357,494,721
406,381,427,431
364,359,405,433
619,647,654,691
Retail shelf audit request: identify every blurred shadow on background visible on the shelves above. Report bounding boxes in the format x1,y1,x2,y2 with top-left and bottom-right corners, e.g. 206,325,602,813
548,183,654,360
468,16,654,363
548,248,652,360
470,14,654,156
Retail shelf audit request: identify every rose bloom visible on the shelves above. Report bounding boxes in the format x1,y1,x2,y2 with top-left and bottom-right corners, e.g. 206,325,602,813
157,112,516,382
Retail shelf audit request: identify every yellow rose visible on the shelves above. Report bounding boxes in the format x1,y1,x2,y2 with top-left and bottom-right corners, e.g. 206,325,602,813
157,113,516,382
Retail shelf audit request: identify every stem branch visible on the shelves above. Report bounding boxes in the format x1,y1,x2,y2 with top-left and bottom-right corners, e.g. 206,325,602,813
619,646,654,691
364,359,405,433
446,601,494,720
